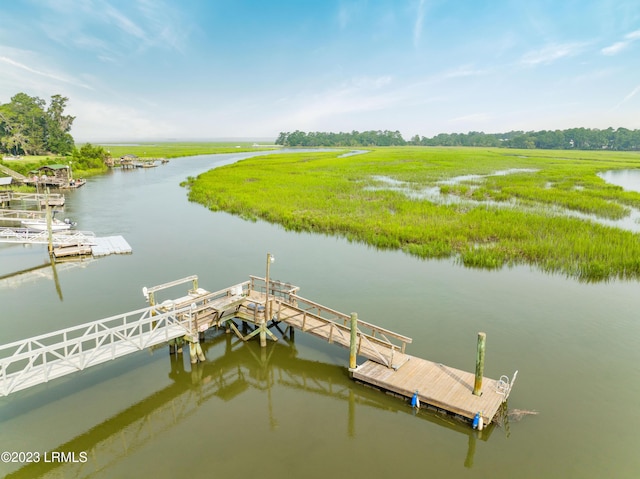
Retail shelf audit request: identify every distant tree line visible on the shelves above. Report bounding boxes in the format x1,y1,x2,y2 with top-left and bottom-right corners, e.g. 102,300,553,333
276,127,640,150
0,92,75,156
276,130,406,147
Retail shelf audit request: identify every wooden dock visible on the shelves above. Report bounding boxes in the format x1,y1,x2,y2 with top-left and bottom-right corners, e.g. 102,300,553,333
352,358,508,426
0,272,516,428
0,191,65,207
0,227,132,257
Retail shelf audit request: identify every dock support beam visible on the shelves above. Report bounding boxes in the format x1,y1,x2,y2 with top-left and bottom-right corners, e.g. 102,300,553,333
473,332,486,396
349,312,358,371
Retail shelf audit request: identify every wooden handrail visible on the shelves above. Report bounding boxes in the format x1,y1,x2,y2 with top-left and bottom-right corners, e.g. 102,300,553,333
290,293,412,345
146,275,199,294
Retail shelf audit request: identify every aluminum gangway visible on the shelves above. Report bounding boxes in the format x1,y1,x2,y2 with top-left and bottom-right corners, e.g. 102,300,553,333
0,227,97,246
0,303,195,397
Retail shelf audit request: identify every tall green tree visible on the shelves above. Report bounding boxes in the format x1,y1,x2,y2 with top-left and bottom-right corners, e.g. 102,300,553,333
0,92,75,156
46,94,75,155
72,143,108,170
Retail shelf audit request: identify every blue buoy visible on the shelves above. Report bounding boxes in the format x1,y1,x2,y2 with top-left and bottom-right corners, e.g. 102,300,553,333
472,412,480,429
410,391,420,408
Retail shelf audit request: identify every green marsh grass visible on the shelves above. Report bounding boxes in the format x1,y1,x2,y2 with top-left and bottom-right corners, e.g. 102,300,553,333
97,141,279,159
185,147,640,282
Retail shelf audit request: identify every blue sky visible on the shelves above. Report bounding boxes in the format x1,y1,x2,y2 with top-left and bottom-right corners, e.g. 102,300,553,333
1,0,639,141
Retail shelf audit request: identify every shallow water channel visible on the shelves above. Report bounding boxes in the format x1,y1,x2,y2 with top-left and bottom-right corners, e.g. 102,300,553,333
598,169,640,193
1,151,639,478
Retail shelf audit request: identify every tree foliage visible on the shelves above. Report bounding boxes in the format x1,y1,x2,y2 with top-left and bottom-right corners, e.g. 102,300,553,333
72,143,108,170
409,127,640,150
276,127,640,150
0,92,75,156
276,130,406,147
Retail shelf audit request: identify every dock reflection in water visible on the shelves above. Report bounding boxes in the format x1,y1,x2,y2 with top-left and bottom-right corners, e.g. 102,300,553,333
3,326,498,478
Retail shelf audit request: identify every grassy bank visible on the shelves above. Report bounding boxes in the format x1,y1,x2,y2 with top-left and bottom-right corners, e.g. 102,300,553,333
96,141,279,159
1,155,108,179
1,142,280,180
185,147,640,282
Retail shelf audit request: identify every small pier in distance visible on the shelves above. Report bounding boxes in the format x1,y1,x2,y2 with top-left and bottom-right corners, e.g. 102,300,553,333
0,267,516,428
0,191,65,207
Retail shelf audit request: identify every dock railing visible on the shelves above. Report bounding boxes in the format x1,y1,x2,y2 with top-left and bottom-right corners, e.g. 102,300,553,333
163,281,251,332
288,293,413,355
0,304,194,397
249,275,300,302
0,227,97,246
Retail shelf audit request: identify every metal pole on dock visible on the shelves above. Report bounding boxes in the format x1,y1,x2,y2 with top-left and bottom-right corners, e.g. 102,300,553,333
349,312,358,370
473,332,486,396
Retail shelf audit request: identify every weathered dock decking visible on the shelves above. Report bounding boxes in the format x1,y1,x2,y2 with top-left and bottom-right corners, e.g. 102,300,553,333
0,272,516,427
353,358,509,425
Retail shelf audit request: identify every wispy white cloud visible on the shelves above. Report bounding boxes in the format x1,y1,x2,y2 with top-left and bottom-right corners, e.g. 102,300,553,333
601,41,627,56
28,0,189,59
520,42,586,66
103,3,147,42
135,0,190,52
611,84,640,110
413,0,427,48
0,55,93,90
601,29,640,55
278,74,447,132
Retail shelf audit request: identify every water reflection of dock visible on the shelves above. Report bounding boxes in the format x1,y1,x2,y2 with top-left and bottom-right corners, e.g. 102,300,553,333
0,271,515,430
3,334,497,478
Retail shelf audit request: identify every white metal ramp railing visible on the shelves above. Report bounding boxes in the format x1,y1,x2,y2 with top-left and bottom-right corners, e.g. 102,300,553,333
0,227,97,246
0,304,194,397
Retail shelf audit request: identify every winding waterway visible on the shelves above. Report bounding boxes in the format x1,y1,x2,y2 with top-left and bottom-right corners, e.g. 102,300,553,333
1,151,639,478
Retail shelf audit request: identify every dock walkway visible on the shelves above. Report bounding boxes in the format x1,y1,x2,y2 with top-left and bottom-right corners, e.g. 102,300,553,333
0,191,65,207
0,163,28,182
0,305,191,396
353,357,508,424
0,274,516,427
0,227,132,257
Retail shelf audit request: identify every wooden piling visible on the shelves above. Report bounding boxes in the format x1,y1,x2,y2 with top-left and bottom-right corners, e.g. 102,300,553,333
262,252,273,348
349,312,358,370
189,342,198,364
196,342,205,362
46,203,53,256
473,332,486,396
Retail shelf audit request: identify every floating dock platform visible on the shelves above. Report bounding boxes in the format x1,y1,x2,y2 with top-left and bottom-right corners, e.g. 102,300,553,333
352,357,510,425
